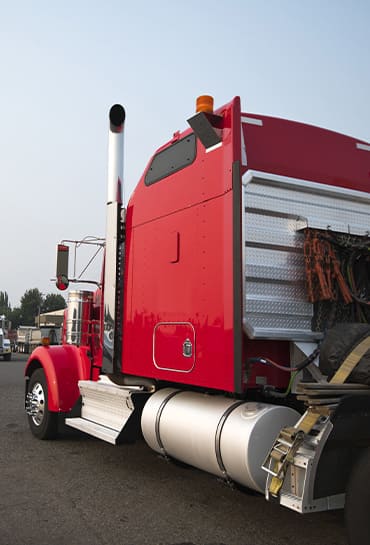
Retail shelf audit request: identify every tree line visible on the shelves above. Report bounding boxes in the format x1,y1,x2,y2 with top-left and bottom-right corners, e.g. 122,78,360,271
0,289,66,329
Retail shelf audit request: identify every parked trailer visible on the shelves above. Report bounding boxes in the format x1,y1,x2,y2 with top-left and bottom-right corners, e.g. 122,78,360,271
25,96,370,544
40,326,61,345
0,315,11,361
17,326,42,354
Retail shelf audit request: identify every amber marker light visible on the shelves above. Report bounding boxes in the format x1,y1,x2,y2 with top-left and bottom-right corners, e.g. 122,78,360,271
41,337,50,347
196,95,214,114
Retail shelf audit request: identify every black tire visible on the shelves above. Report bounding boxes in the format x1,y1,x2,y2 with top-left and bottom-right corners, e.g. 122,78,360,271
26,368,58,439
345,448,370,545
3,353,11,361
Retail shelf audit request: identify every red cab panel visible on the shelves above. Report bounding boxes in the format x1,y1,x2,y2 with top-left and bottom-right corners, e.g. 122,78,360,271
241,113,370,192
122,97,243,393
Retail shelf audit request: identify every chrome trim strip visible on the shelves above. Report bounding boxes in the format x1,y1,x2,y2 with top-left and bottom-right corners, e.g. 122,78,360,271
241,124,247,166
152,322,196,373
241,116,263,126
356,142,370,152
206,141,223,153
243,169,370,203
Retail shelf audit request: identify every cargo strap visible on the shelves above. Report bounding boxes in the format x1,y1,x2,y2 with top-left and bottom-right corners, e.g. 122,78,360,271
266,410,322,496
330,335,370,384
264,335,370,497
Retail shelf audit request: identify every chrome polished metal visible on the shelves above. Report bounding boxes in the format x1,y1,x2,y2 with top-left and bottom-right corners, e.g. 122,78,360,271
182,339,193,358
103,105,125,373
141,388,299,493
65,290,93,345
26,382,45,426
241,116,263,126
356,142,370,152
25,392,37,416
103,202,121,366
65,377,143,445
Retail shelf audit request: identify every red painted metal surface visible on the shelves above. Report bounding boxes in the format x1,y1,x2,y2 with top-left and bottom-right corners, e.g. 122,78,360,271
241,113,370,191
122,98,242,392
25,345,92,411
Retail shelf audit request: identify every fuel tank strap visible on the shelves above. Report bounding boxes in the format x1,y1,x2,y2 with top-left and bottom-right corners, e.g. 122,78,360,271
214,400,245,481
154,389,181,457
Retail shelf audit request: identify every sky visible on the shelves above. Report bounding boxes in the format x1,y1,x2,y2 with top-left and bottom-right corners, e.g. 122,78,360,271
1,0,369,308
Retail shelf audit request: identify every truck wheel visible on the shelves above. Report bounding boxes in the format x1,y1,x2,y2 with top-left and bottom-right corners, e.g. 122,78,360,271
345,448,370,545
26,368,58,439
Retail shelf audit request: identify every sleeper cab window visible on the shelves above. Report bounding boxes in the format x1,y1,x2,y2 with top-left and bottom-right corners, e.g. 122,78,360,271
145,133,197,186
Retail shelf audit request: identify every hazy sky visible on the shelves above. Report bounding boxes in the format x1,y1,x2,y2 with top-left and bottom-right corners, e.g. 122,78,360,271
1,0,369,308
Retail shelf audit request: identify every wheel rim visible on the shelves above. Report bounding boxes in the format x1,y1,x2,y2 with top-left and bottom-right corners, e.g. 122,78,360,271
30,381,45,426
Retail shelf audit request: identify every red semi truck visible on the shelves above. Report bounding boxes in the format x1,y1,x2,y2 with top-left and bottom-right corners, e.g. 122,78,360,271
25,95,370,544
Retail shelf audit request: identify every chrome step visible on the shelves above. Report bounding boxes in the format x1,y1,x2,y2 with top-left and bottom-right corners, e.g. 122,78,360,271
66,417,120,444
65,377,148,444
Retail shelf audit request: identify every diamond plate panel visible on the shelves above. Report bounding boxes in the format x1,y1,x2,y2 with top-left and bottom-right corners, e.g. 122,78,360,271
243,171,370,340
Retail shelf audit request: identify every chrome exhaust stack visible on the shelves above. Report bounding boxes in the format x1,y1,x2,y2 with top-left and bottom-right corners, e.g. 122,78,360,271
103,104,125,374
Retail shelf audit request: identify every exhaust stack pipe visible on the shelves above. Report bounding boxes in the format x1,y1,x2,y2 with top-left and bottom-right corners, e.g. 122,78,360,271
107,104,125,204
103,104,126,374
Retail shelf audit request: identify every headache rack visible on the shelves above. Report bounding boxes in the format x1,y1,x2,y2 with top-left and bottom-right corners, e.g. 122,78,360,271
242,170,370,341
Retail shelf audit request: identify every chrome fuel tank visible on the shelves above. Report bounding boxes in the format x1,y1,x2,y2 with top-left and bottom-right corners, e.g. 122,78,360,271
141,388,299,493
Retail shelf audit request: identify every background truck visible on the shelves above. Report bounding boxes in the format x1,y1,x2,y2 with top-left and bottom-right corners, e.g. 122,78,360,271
25,95,370,544
0,315,12,360
17,326,42,354
39,326,61,345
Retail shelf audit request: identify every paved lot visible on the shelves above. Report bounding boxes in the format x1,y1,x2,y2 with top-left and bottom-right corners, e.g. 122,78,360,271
0,353,347,545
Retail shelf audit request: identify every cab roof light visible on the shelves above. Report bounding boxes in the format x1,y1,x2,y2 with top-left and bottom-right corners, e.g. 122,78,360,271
196,95,214,114
187,95,223,150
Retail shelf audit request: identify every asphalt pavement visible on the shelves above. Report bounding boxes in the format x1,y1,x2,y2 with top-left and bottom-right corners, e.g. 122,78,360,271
0,353,347,545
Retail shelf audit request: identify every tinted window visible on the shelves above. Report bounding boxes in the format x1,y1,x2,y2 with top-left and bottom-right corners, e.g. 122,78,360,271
145,133,196,186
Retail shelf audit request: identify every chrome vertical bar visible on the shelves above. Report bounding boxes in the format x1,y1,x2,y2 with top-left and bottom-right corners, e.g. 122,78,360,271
103,104,125,373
